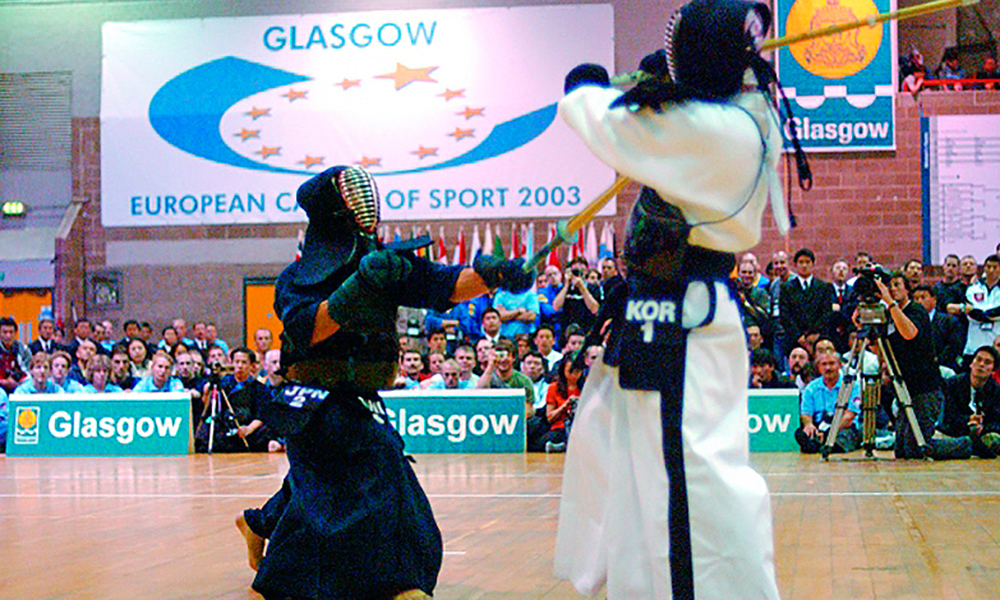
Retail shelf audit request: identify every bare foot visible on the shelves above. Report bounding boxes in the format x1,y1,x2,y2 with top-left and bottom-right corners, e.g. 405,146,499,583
235,514,265,571
392,590,430,599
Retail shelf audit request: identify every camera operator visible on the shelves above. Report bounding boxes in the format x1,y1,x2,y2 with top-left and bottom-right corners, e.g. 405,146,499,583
554,257,600,334
861,272,944,458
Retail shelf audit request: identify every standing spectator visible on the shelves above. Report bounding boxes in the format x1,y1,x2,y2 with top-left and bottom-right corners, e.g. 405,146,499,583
453,345,479,387
477,339,535,417
425,328,448,356
913,284,962,371
845,251,873,287
127,338,151,378
172,318,195,347
253,327,273,365
599,257,623,290
959,254,980,286
133,352,185,393
938,346,1000,457
901,65,926,95
110,346,137,391
934,254,964,311
768,250,792,367
902,259,924,286
936,48,965,90
746,325,765,352
494,283,539,339
975,57,1000,90
84,355,124,393
190,321,209,354
795,352,861,453
960,255,1000,368
479,308,503,344
67,319,94,359
554,257,600,334
827,259,855,352
29,318,62,355
537,265,564,332
92,323,112,355
158,326,179,351
50,351,86,393
534,324,563,372
0,317,30,393
13,353,63,394
780,248,835,357
736,259,771,339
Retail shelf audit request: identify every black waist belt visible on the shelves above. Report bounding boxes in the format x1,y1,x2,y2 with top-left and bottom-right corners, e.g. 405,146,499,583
286,358,397,391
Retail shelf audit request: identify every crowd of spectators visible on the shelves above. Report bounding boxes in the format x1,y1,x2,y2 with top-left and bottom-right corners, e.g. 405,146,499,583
900,47,1000,94
0,316,283,455
741,244,1000,459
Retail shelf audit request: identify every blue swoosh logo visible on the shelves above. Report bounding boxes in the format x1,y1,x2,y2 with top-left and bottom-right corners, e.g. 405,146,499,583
148,56,556,176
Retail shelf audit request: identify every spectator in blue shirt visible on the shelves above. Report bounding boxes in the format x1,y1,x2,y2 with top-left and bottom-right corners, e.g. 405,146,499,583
495,286,540,339
13,353,64,395
424,359,475,389
83,355,124,393
50,351,85,394
133,352,185,393
794,351,861,454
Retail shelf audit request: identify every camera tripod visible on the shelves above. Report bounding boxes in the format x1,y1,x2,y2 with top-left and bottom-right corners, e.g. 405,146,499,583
202,376,249,454
823,307,929,460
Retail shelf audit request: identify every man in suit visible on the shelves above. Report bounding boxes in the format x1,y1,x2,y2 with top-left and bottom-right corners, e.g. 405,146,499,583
913,284,962,371
780,248,835,355
29,318,63,355
938,346,1000,458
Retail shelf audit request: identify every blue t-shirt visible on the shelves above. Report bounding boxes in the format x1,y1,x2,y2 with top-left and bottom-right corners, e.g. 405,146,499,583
13,380,64,395
83,383,124,393
800,374,861,428
53,378,86,394
494,288,540,338
133,376,185,393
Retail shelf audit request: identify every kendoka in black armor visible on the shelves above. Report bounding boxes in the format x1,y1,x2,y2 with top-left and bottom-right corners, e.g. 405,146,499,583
236,166,532,600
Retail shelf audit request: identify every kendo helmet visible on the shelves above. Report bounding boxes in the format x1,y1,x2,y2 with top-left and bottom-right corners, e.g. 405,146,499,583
294,165,382,285
664,0,772,100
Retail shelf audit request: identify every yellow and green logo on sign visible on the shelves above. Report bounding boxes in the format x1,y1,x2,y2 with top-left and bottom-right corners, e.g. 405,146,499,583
786,0,882,78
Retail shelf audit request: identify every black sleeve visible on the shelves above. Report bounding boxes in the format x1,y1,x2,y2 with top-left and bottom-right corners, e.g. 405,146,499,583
398,257,466,313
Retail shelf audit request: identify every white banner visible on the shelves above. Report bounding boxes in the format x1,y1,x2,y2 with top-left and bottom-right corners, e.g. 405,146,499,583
101,5,616,227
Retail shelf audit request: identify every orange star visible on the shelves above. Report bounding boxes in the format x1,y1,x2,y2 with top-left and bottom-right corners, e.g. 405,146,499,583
438,89,465,101
246,107,271,120
357,156,382,168
281,88,307,101
255,146,281,159
298,156,325,169
457,106,485,119
448,127,475,141
411,146,438,159
375,63,438,90
336,78,361,90
234,128,260,141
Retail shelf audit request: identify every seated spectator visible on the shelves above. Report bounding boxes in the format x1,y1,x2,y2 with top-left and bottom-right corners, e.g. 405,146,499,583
93,322,114,354
253,327,273,366
262,348,283,387
0,317,30,393
69,339,99,384
425,351,446,379
786,346,815,391
534,324,563,373
794,352,861,454
974,57,999,90
394,348,424,389
84,355,124,393
583,344,602,369
174,350,206,421
133,351,185,393
425,328,448,356
473,338,493,376
541,356,587,453
520,351,550,418
750,349,795,389
585,268,601,287
561,326,587,363
424,359,469,390
477,338,535,417
206,344,230,368
13,353,63,394
901,66,925,95
994,334,1000,386
110,346,137,391
453,345,480,388
50,351,85,394
514,333,533,362
205,322,230,356
29,317,63,355
937,346,1000,458
127,338,151,379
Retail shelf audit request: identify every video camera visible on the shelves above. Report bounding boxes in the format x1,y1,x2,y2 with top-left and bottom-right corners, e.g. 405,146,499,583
206,361,235,384
852,265,892,325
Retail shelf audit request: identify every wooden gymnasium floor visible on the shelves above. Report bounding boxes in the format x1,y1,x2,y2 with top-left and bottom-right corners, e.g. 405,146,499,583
2,452,1000,599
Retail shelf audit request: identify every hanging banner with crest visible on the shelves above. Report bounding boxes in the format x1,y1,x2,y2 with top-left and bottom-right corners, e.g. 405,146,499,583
775,0,897,151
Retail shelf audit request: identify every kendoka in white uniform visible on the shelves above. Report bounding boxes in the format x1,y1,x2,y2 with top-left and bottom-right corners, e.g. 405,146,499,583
553,0,811,597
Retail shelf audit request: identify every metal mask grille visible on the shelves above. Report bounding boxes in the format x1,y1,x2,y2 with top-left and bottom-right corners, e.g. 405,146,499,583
663,9,682,84
336,167,380,234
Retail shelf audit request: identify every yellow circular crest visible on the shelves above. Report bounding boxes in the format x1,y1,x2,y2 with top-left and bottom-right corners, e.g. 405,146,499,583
786,0,882,78
18,409,38,430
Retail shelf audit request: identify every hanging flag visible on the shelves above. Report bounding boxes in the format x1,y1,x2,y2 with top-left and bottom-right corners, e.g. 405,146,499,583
438,226,448,264
523,223,534,260
546,222,562,270
483,223,494,257
470,224,482,260
295,229,305,261
393,227,402,244
510,223,521,259
598,222,614,259
453,227,467,265
584,223,599,266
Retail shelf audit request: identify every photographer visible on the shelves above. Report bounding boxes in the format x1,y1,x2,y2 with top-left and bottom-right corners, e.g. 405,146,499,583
554,257,600,334
861,272,944,458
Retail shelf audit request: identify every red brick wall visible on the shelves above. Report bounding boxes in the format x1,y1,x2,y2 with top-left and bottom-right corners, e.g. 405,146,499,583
64,90,1000,340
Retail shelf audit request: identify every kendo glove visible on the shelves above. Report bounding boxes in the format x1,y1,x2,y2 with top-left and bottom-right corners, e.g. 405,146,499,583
326,250,412,332
564,63,610,94
473,255,534,293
